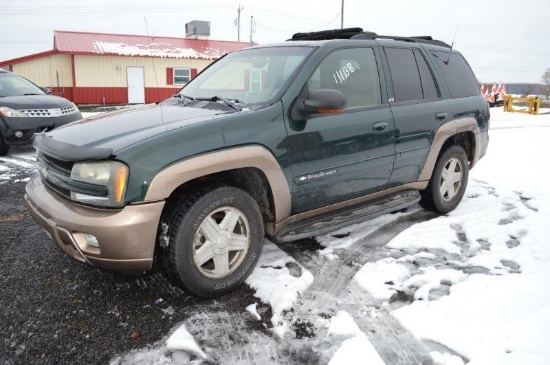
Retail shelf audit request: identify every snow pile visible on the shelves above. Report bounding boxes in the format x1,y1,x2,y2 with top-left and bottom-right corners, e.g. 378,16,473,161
110,324,208,364
326,311,385,365
245,240,314,337
354,259,411,302
165,324,207,360
245,303,261,320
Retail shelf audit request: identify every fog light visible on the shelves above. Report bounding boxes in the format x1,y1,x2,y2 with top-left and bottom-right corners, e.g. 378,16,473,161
83,234,99,248
15,131,24,138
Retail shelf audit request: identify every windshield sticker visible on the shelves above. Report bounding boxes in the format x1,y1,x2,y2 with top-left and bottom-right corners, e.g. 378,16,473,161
333,62,355,84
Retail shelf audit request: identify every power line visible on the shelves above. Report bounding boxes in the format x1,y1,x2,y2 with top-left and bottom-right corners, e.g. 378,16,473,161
0,41,50,43
2,5,233,14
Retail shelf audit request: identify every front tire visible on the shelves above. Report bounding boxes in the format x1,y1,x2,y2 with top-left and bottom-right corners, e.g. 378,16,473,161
420,145,469,214
0,134,10,156
161,185,264,297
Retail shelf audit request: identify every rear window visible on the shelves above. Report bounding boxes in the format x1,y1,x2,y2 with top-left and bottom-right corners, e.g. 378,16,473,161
432,51,479,98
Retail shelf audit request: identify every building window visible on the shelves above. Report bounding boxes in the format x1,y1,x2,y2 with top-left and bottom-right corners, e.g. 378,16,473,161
249,69,262,92
174,68,191,85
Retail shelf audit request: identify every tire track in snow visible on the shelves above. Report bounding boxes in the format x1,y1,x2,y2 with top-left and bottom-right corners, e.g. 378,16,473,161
0,155,36,184
10,152,37,161
282,210,438,311
276,209,439,364
0,156,35,169
184,310,292,364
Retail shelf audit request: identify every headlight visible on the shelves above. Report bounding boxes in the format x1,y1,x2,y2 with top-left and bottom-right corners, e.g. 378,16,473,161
0,107,27,118
72,103,80,112
70,161,129,207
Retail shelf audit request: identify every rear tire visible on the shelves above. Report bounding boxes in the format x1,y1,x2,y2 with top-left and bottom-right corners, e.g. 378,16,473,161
160,185,264,297
420,145,469,214
0,134,9,156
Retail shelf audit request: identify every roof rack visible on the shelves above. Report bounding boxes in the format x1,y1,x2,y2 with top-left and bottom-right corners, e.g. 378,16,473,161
351,33,451,48
288,28,451,48
290,27,366,41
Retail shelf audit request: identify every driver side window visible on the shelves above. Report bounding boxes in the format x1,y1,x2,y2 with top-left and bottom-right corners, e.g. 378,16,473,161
307,48,382,108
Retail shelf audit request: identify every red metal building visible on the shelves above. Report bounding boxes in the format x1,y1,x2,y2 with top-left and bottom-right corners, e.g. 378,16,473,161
0,30,252,105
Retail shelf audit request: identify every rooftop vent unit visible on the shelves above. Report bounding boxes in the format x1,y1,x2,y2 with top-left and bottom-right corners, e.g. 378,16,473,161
185,20,211,39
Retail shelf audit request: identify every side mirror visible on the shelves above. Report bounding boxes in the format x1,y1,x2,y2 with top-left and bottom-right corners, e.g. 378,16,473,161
302,89,346,114
40,87,51,94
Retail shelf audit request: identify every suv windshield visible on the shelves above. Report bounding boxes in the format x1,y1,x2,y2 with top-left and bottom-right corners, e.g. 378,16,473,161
0,73,46,97
178,46,313,107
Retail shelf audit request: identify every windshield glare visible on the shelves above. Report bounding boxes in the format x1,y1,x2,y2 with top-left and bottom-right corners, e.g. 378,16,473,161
179,46,312,106
0,74,45,97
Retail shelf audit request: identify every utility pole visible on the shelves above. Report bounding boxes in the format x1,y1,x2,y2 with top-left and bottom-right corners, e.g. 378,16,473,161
250,15,255,44
341,0,344,29
235,5,243,42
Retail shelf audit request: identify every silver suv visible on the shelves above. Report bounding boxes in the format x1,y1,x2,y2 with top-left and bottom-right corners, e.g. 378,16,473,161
0,70,82,155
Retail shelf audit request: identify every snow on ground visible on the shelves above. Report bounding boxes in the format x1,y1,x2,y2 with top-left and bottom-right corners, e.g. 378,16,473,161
324,311,385,365
353,108,550,364
245,241,315,338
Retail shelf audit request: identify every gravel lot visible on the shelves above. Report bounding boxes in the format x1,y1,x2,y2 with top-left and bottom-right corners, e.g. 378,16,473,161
0,150,259,364
0,146,431,365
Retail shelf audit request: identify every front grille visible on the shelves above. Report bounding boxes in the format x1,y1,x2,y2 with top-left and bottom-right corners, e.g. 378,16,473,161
38,152,74,175
19,105,78,118
37,152,108,201
37,152,74,200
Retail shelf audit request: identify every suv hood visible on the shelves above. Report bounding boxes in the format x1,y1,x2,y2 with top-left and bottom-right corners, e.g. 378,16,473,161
1,94,73,109
45,103,228,153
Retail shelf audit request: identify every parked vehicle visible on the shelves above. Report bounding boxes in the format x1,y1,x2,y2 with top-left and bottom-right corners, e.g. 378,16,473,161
0,70,81,155
25,28,489,297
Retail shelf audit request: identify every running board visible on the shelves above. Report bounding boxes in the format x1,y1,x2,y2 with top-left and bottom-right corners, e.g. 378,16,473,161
271,190,420,243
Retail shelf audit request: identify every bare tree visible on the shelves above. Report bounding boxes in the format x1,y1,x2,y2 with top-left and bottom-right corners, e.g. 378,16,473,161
542,68,550,99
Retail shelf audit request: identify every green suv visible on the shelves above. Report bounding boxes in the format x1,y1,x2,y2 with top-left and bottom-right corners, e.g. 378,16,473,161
25,28,489,297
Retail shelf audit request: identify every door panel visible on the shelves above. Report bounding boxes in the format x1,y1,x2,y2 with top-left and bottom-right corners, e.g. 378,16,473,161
388,99,451,186
285,47,395,214
127,67,145,104
287,109,395,213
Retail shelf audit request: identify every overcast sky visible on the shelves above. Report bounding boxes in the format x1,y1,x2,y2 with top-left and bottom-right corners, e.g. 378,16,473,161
1,0,548,83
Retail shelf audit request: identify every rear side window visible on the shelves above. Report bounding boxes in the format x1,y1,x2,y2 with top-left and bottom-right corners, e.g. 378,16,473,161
385,48,423,102
414,50,440,99
432,51,479,98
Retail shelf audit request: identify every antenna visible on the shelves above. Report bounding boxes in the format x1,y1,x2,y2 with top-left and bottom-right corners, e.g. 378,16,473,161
444,25,459,65
144,18,165,122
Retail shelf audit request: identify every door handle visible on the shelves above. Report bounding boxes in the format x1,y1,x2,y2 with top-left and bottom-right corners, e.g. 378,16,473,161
372,122,389,132
435,112,448,120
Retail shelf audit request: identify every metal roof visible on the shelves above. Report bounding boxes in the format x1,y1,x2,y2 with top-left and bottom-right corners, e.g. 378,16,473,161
53,30,253,60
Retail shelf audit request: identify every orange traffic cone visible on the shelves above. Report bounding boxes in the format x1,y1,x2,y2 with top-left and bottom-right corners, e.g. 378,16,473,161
500,83,506,101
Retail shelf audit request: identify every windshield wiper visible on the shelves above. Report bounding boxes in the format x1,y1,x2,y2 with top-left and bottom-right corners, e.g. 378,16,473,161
173,93,196,105
23,93,44,96
197,96,243,112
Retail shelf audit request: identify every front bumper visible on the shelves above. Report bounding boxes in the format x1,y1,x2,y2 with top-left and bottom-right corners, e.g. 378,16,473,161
0,112,82,145
25,175,165,271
